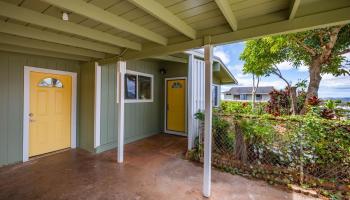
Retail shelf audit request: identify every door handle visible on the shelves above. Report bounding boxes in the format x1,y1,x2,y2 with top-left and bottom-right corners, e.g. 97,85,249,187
29,113,35,122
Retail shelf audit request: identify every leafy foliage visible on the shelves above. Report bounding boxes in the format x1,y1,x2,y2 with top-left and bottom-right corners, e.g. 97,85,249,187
189,104,350,199
240,24,350,112
220,101,267,115
266,89,291,116
308,96,321,106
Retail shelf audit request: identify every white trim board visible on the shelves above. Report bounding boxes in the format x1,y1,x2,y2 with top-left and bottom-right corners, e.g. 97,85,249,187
94,63,101,148
23,66,78,162
164,77,188,136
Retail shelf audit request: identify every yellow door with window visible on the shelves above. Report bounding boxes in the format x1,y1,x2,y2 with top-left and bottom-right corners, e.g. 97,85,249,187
166,79,186,133
29,72,72,157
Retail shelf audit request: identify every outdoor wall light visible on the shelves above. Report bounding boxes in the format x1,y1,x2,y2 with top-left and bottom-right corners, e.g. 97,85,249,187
62,12,69,21
160,68,167,75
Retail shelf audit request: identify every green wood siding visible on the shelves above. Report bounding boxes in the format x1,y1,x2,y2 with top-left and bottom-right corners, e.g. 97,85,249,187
0,51,82,166
97,60,162,153
159,61,188,132
79,62,95,152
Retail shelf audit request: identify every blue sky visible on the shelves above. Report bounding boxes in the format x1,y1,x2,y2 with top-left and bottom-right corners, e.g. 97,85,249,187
213,42,350,98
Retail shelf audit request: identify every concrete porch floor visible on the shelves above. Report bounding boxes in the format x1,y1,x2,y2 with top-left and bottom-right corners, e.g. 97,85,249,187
0,134,317,200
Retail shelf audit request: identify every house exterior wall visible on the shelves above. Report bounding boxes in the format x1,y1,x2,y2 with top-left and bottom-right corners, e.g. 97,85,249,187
158,60,222,135
0,51,233,166
96,60,162,153
0,51,83,166
79,62,95,152
159,61,188,132
224,93,270,102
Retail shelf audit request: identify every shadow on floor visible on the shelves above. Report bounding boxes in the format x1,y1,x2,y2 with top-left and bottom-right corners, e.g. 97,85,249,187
0,134,318,200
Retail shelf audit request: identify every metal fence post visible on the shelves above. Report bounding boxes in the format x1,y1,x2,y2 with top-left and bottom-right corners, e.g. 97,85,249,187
299,121,304,184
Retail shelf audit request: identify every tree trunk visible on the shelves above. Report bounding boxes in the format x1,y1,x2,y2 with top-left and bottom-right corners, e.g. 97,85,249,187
251,75,259,112
252,90,256,111
290,86,298,115
234,121,247,163
300,59,322,114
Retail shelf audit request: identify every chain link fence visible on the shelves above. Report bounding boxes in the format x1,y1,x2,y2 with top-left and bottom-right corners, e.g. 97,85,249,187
189,114,350,199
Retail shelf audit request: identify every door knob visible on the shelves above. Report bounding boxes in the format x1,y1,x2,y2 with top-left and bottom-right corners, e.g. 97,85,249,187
29,113,35,122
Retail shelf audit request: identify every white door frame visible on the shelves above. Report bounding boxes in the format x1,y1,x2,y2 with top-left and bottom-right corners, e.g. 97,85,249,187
23,66,78,162
164,77,187,136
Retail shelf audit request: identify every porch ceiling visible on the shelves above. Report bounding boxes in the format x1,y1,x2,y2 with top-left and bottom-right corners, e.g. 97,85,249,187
0,0,349,62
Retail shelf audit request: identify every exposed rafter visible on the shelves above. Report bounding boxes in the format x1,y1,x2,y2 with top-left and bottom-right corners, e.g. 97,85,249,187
0,1,141,50
127,0,196,39
42,0,168,46
0,33,105,59
122,6,350,60
215,0,238,31
289,0,301,20
150,55,188,63
0,43,90,61
0,21,121,55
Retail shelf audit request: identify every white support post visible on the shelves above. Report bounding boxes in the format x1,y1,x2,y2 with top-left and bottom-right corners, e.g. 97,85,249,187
203,44,213,198
187,54,194,150
117,60,126,163
94,62,101,148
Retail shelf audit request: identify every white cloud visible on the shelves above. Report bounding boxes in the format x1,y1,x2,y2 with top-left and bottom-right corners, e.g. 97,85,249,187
228,64,243,73
230,74,287,90
320,74,350,89
214,50,230,65
298,65,309,72
276,61,293,71
236,73,250,78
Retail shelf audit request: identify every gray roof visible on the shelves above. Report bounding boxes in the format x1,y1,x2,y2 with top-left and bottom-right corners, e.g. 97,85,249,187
223,86,274,95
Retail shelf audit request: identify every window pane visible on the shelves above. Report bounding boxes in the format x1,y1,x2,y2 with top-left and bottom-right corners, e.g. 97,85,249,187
125,74,137,99
138,75,151,100
38,77,63,88
212,85,218,106
240,94,248,100
256,94,262,100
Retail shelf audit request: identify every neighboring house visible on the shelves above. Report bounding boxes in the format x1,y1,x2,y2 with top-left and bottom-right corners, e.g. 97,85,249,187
223,86,274,102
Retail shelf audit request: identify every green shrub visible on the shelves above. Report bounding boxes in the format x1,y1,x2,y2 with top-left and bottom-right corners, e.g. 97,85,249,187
220,101,267,115
190,110,350,198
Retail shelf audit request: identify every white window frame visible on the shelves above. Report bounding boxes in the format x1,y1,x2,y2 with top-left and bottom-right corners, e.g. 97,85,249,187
124,70,154,103
212,84,220,107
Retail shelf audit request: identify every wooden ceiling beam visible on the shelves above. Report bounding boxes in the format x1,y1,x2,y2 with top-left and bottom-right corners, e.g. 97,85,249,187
289,0,301,20
42,0,168,45
123,6,350,60
215,0,238,31
150,55,188,63
0,33,106,59
0,21,121,55
128,0,196,39
0,1,141,50
0,43,90,61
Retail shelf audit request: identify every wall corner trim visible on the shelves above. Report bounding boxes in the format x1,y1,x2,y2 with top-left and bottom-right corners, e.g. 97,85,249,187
94,62,101,148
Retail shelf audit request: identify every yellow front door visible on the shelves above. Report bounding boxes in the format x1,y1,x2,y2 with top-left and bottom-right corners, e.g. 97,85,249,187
166,79,186,133
29,72,72,157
